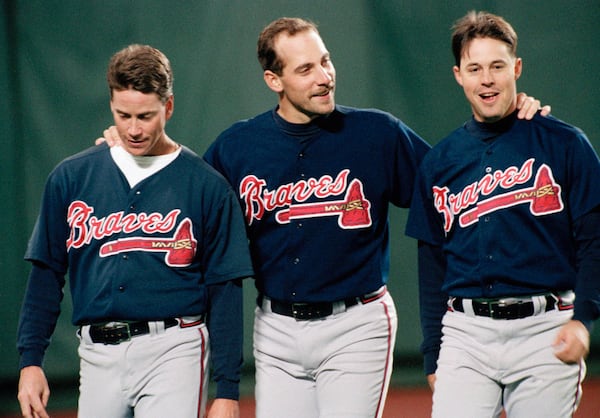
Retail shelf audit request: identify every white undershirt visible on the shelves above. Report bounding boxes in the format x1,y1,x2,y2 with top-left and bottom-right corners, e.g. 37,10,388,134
110,145,181,188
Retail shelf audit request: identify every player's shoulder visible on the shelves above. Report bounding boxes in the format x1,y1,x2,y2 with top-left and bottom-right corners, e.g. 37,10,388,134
528,113,586,137
335,105,427,144
518,113,595,154
178,144,221,173
420,124,466,165
214,109,273,142
335,104,402,125
52,144,110,173
177,145,236,186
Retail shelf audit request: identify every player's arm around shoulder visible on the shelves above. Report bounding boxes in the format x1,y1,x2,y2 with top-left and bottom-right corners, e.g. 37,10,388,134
17,365,50,418
516,92,551,119
207,398,240,418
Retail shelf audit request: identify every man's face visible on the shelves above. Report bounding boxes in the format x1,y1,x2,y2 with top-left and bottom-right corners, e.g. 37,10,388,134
265,29,336,124
110,88,173,156
453,37,522,123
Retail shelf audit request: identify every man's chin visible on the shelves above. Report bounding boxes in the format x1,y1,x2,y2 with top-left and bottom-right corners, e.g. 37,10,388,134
124,143,149,156
473,108,505,123
314,101,336,116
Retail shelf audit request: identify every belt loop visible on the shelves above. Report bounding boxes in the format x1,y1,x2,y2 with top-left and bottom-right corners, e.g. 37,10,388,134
259,295,272,312
80,325,93,345
150,320,166,335
332,300,347,315
532,295,546,314
462,298,476,317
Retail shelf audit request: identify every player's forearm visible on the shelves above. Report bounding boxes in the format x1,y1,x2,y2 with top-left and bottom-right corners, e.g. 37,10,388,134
207,279,245,400
417,241,448,375
573,207,600,331
17,262,65,369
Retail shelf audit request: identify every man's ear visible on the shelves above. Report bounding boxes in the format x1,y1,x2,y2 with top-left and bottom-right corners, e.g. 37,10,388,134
165,95,174,120
453,65,463,87
514,57,523,81
264,70,283,93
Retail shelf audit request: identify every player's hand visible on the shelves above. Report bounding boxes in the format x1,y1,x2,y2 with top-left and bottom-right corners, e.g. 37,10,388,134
516,92,551,120
553,320,590,364
17,366,50,418
94,126,122,147
426,373,436,392
206,398,240,418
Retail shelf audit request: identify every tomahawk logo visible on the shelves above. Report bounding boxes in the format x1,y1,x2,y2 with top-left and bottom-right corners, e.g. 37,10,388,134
275,179,372,228
239,170,372,229
66,202,196,266
99,218,197,267
433,160,564,232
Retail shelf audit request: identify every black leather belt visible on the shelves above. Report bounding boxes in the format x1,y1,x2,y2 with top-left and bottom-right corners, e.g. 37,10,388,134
88,318,180,345
258,287,387,320
449,293,569,320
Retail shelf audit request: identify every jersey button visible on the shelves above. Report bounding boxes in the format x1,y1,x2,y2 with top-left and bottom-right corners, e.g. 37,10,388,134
118,286,125,292
293,257,300,264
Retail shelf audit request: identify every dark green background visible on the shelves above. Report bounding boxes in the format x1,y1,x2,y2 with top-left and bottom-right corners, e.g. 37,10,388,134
1,0,598,408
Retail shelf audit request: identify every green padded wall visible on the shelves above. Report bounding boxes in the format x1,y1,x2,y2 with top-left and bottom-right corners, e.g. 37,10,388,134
1,0,598,388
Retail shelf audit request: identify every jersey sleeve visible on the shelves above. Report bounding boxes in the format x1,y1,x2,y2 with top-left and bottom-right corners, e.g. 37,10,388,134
405,158,445,245
417,241,447,375
202,184,254,284
572,208,600,330
390,120,431,208
24,167,70,272
18,168,70,368
565,129,600,221
207,279,244,399
565,128,600,328
16,262,66,368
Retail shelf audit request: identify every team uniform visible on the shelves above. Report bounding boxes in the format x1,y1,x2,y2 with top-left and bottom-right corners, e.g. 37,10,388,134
17,144,253,417
406,111,600,417
204,105,430,418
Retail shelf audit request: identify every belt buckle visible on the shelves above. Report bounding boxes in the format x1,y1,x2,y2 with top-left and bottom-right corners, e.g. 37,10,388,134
291,302,331,320
100,322,131,345
495,297,521,307
486,299,510,319
489,298,530,319
291,303,311,320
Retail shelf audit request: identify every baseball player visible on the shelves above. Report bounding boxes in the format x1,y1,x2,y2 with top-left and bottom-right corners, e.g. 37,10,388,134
202,17,429,418
202,17,546,418
16,44,253,418
406,11,600,417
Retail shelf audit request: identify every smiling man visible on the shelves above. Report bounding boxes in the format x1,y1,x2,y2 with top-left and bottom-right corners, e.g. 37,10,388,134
406,11,600,417
453,36,522,123
204,18,429,418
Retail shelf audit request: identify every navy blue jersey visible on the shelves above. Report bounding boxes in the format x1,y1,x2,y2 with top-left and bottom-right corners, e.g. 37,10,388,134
204,106,430,303
24,144,253,324
407,112,600,298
